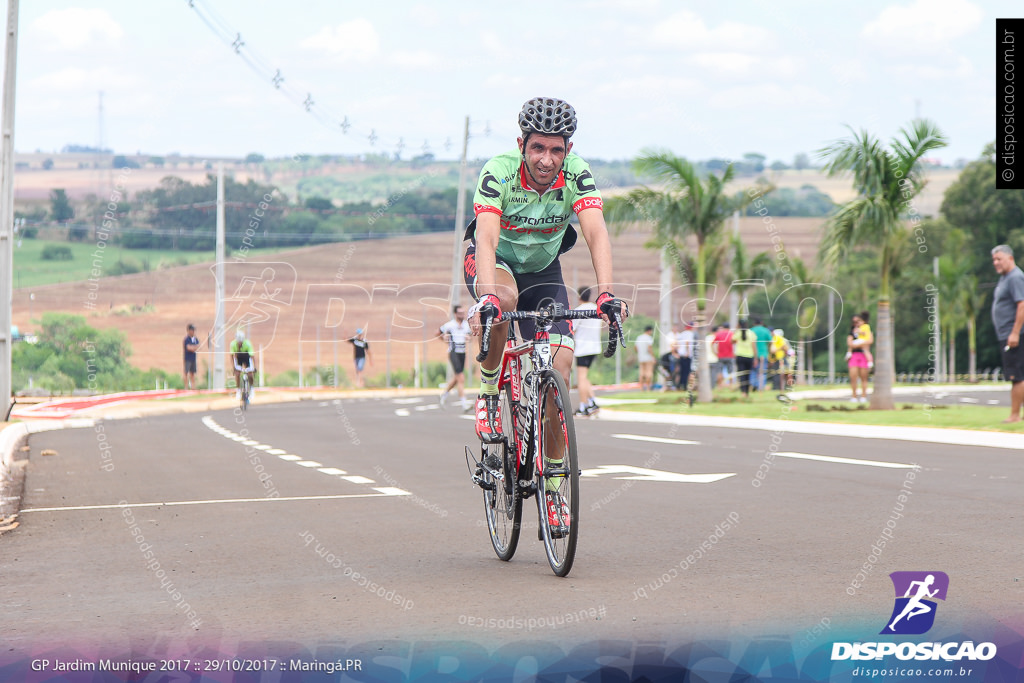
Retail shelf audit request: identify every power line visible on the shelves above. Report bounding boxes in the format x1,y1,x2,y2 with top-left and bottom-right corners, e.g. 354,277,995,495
185,0,491,153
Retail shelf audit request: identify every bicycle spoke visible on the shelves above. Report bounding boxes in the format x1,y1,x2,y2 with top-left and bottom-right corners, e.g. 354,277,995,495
482,384,521,561
535,370,579,577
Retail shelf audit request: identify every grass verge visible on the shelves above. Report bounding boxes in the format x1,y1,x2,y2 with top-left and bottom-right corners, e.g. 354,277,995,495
603,390,1024,432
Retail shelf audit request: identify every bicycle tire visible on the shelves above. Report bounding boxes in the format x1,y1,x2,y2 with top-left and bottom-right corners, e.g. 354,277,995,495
483,383,522,561
534,369,579,577
241,375,250,411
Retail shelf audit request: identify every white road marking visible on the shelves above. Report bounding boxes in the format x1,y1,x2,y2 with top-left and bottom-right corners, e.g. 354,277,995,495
612,433,699,446
581,464,734,484
414,404,440,411
959,398,979,404
596,410,1024,450
373,487,412,496
392,398,424,404
21,492,405,513
775,452,916,468
987,400,1000,405
202,416,401,500
597,398,659,405
395,409,411,416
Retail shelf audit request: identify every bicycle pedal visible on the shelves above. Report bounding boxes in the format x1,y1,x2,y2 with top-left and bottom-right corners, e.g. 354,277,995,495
472,471,495,491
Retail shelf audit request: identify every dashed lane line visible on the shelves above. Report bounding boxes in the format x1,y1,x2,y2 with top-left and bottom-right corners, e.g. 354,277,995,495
201,415,410,497
21,492,400,514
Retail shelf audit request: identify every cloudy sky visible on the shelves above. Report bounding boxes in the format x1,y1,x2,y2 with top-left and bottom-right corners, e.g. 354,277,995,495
4,0,1012,164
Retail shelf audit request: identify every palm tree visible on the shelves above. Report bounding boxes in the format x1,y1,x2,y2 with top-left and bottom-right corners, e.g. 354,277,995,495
605,150,748,402
818,119,948,409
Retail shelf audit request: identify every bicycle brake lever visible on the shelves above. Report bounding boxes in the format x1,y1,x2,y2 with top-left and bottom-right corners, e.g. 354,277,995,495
476,315,492,362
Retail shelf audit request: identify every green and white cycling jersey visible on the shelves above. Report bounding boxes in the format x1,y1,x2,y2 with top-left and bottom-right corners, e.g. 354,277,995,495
472,150,603,274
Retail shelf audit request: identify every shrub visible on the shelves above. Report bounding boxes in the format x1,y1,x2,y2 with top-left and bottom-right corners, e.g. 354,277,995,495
40,244,73,261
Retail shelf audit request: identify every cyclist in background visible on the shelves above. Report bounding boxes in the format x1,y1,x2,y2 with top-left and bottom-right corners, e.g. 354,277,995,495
439,305,472,411
463,97,628,531
230,329,256,401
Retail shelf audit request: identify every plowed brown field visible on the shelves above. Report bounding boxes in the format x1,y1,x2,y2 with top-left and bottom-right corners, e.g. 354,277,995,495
11,217,830,384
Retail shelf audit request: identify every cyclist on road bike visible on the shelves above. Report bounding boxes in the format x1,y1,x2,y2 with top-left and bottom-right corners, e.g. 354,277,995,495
464,97,627,532
230,329,256,401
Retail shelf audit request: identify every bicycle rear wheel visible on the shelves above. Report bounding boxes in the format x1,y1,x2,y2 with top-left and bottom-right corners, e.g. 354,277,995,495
534,369,579,577
483,384,522,561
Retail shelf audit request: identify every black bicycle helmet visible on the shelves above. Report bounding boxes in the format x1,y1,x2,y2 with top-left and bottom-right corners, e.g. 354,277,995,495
518,97,577,138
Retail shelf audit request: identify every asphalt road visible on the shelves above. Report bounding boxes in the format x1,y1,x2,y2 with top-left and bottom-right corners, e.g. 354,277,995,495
2,396,1021,677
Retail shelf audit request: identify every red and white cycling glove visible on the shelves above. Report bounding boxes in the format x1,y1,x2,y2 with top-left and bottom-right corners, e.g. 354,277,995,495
596,291,627,321
468,294,502,324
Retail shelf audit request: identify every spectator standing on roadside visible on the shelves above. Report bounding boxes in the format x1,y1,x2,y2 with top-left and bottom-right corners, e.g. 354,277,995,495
573,287,603,416
676,322,695,390
770,328,793,392
846,312,873,403
635,325,655,391
732,319,756,397
705,325,721,388
991,244,1024,423
713,323,735,387
182,324,200,390
348,328,372,388
751,317,772,392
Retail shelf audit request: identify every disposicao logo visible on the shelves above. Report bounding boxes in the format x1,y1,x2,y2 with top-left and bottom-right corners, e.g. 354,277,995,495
831,571,998,663
881,571,948,635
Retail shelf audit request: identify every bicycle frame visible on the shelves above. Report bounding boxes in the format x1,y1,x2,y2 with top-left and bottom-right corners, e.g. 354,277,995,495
492,306,615,490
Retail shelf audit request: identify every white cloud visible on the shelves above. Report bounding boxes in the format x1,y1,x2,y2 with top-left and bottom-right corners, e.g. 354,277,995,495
863,0,983,46
709,83,831,110
651,10,774,51
889,54,975,80
595,75,704,98
30,8,123,51
390,51,443,69
300,19,379,62
686,52,800,79
27,67,136,93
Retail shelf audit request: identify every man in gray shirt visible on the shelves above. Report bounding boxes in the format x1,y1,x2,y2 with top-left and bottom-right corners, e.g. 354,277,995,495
991,244,1024,422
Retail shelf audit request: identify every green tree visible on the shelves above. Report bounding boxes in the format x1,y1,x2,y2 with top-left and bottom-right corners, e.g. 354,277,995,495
605,150,743,402
818,119,948,409
50,188,74,222
941,143,1024,250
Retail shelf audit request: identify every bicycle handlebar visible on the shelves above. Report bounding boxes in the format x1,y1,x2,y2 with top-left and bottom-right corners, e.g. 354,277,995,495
476,305,625,362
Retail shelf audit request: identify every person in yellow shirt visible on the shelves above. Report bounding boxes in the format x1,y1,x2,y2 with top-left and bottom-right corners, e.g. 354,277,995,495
731,319,757,397
770,329,793,392
846,312,873,403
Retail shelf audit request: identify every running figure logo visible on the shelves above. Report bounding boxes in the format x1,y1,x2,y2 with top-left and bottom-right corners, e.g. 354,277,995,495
881,571,949,635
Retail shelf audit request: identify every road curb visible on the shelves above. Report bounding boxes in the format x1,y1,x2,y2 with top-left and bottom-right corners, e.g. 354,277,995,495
595,409,1024,450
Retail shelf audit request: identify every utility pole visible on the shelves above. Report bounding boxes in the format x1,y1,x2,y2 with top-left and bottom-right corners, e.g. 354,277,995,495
827,290,835,384
1,0,20,419
450,116,470,308
933,257,941,382
212,163,226,390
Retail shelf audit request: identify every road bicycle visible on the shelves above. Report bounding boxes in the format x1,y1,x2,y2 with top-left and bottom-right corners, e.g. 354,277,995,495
465,303,623,577
236,367,253,411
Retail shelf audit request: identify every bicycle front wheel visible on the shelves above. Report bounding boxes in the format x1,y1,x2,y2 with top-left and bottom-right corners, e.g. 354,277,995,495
483,384,522,561
534,369,579,577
